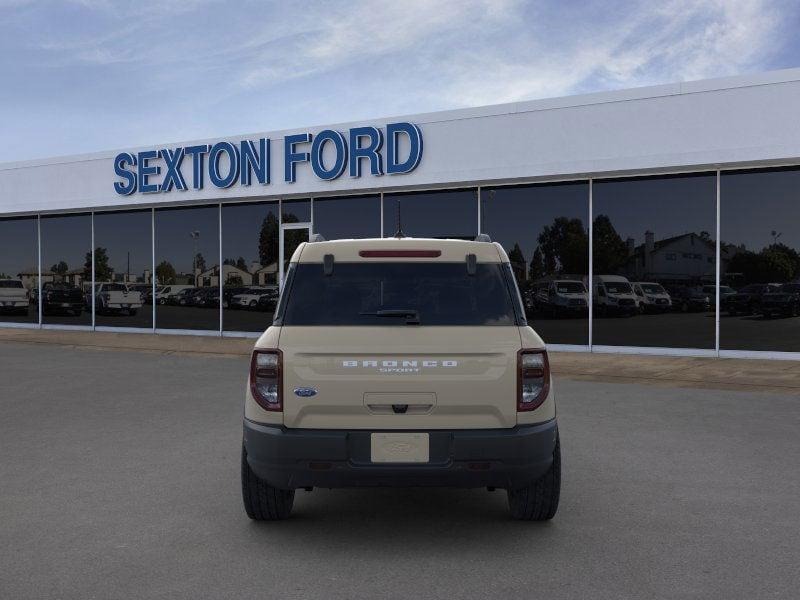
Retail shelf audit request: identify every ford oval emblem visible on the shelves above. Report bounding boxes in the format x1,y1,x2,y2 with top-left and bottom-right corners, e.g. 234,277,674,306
294,387,317,397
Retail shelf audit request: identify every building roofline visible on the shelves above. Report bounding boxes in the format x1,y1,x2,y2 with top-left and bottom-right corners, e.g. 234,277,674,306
3,67,800,171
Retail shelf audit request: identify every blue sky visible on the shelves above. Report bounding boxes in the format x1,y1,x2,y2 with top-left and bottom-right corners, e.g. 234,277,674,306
1,0,799,162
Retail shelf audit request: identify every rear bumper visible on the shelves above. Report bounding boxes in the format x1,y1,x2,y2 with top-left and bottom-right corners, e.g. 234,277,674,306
243,419,558,490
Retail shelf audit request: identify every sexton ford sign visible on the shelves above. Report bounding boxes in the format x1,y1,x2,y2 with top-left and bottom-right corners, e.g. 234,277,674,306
112,122,423,195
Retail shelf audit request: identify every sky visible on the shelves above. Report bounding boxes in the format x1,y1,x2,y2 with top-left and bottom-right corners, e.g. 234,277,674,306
0,0,799,163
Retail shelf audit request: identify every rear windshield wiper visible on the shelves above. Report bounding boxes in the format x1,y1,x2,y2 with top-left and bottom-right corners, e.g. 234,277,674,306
359,309,420,325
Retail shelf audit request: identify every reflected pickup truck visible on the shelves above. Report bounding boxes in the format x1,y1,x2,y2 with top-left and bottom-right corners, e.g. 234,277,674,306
241,236,560,521
0,279,30,315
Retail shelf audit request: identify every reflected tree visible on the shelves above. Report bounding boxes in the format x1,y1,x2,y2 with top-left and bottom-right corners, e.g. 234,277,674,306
84,247,112,282
258,213,279,267
156,261,177,284
537,217,588,274
51,261,68,275
592,215,628,274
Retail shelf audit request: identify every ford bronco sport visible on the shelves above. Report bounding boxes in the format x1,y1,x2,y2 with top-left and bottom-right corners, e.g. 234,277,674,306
241,236,560,520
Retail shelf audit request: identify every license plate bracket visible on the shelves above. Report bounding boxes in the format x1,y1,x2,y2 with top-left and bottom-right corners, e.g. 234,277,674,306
370,433,429,463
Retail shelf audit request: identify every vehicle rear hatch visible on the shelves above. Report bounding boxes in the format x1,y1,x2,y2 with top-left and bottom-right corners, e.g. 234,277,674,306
279,326,522,429
275,240,525,430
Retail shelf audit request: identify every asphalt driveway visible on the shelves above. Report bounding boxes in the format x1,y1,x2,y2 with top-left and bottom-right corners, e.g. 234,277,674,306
0,341,798,599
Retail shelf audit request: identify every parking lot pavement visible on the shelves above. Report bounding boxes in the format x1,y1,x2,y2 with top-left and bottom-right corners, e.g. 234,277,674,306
1,342,799,600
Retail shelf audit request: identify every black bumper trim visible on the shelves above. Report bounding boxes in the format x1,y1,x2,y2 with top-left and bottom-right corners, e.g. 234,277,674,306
243,419,558,490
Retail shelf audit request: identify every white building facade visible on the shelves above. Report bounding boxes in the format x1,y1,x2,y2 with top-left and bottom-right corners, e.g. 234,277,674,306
2,69,800,358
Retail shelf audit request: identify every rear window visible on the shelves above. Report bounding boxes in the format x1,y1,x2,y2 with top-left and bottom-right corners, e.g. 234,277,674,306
280,262,521,326
0,280,23,288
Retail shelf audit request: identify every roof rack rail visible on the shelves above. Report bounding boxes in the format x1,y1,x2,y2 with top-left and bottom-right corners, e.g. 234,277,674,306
309,233,326,242
474,234,492,242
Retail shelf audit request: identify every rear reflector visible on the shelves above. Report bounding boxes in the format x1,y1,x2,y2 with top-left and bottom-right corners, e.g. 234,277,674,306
359,250,441,258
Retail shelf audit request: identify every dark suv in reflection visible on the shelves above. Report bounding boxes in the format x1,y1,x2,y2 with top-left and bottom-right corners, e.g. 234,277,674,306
759,283,800,318
39,282,84,316
667,286,710,312
726,283,780,316
169,287,198,306
190,287,220,308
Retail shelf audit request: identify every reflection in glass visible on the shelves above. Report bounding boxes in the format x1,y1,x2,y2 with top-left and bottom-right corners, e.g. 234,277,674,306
0,217,39,324
592,174,716,349
313,195,380,240
721,168,800,352
282,199,310,223
481,182,589,345
93,210,152,329
40,214,92,325
383,189,477,239
221,202,279,332
155,206,219,331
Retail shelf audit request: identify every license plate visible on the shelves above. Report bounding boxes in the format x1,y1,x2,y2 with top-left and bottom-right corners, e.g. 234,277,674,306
370,433,429,463
122,304,129,308
61,303,71,307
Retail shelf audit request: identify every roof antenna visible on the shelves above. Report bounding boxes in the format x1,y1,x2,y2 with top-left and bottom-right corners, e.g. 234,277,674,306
394,199,405,238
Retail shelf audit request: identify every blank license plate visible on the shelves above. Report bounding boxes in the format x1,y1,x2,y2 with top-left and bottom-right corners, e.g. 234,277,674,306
370,433,429,463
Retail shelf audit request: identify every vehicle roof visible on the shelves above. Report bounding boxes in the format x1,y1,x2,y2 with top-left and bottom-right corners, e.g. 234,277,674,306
293,237,508,263
595,274,631,282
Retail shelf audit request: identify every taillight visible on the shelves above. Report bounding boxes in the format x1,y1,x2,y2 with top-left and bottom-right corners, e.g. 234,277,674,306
517,349,550,411
250,349,282,411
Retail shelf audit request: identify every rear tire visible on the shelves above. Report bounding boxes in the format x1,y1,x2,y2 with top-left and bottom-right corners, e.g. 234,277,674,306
241,445,294,520
507,435,560,521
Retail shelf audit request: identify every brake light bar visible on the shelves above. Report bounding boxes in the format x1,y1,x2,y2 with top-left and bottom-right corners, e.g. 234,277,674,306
359,250,441,258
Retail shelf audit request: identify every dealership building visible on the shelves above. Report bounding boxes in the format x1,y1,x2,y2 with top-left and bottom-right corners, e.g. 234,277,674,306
1,68,800,359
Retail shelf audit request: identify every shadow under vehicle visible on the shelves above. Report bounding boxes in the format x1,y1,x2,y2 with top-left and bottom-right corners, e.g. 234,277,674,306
631,281,672,313
758,283,800,318
666,285,711,313
190,286,220,308
38,282,84,316
589,275,638,316
533,279,588,318
725,283,781,316
0,279,30,315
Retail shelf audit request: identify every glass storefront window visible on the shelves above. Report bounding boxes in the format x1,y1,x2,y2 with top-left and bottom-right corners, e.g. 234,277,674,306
93,210,153,329
721,167,800,352
0,217,39,324
221,202,279,332
282,199,310,223
40,213,92,326
592,173,717,349
313,195,380,240
383,189,477,239
154,205,220,331
481,182,589,346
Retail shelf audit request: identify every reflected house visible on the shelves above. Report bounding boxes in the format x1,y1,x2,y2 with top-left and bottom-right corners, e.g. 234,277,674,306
625,231,721,284
252,263,278,286
17,268,54,290
196,264,255,287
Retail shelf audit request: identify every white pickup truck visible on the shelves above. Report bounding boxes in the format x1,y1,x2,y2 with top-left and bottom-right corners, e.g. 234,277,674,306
90,283,143,315
0,279,30,315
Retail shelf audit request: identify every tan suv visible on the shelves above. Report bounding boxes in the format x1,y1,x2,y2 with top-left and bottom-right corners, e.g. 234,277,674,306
241,236,560,520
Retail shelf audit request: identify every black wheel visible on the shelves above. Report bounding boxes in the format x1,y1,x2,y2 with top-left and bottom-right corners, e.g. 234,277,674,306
241,445,294,520
249,299,257,308
507,435,561,521
129,308,137,316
